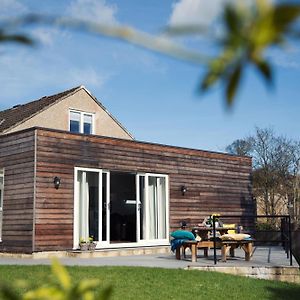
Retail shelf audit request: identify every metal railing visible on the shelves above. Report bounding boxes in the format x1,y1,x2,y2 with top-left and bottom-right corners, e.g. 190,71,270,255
211,214,292,265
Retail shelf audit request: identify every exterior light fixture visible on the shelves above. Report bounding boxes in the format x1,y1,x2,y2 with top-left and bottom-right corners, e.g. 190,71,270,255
53,176,61,189
181,185,187,196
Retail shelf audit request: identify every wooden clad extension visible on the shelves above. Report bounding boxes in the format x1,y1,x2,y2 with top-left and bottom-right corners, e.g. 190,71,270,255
34,128,253,252
0,130,35,253
0,127,253,253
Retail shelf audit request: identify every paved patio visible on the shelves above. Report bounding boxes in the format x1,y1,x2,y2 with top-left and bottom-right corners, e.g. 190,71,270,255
0,246,297,268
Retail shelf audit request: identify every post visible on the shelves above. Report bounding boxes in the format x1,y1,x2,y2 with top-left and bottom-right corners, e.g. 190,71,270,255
213,215,217,265
288,215,293,266
284,217,289,258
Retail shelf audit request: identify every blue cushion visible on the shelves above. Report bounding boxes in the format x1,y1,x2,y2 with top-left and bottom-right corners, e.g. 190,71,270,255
171,230,195,240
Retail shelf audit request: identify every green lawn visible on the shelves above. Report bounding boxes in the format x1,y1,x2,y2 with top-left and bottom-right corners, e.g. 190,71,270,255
0,265,299,300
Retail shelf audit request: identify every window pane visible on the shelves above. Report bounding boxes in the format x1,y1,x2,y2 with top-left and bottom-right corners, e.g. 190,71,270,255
70,111,81,133
84,114,92,124
83,114,92,134
148,176,167,240
83,122,92,134
70,120,80,133
70,111,80,121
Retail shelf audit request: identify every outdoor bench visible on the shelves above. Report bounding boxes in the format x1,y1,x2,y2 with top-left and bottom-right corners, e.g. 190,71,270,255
220,239,254,262
176,240,215,262
175,239,254,262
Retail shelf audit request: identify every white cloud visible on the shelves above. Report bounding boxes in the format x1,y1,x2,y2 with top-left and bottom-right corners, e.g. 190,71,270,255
268,47,300,70
169,0,227,27
168,0,273,27
0,50,111,106
66,67,111,87
68,0,118,24
0,0,28,17
30,28,69,46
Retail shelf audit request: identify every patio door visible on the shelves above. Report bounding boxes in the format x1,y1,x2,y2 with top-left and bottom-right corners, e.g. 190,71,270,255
137,174,168,242
74,168,109,248
109,172,137,243
74,168,169,248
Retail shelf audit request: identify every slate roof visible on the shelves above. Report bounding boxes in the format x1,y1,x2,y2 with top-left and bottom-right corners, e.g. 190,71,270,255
0,86,81,133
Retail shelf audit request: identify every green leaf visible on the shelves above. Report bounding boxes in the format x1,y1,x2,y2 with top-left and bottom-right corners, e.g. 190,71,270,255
273,5,300,33
24,287,62,300
77,279,100,294
97,286,113,300
200,71,219,91
253,58,273,86
51,259,71,290
225,64,242,106
0,283,21,300
224,5,240,34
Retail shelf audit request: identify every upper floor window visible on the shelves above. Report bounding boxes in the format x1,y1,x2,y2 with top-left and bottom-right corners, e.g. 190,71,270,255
69,110,94,134
0,169,4,241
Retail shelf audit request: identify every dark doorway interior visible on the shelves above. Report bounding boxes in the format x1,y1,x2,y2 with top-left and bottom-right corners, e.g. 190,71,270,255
110,172,136,243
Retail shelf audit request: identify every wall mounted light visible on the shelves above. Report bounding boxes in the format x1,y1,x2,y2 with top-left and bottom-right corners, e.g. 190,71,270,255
53,176,61,189
181,185,187,196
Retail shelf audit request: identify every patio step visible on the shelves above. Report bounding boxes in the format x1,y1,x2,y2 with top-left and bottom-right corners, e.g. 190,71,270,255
27,246,170,259
187,265,300,284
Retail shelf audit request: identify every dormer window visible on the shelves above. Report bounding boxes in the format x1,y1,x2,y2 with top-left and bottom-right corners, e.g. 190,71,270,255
69,110,94,134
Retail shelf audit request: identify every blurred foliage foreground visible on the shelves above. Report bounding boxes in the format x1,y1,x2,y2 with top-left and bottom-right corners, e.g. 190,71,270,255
0,260,112,300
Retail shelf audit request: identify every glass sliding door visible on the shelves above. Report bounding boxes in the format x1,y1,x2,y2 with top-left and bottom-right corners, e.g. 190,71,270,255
75,168,109,248
110,172,136,243
77,170,99,242
147,175,167,240
102,171,109,243
74,168,168,249
137,174,145,241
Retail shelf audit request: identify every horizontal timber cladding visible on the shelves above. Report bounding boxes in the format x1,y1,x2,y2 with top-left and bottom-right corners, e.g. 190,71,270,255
35,128,253,252
0,130,35,253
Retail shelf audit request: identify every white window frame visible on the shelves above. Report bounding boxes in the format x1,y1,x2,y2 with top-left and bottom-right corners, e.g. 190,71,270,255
0,169,4,242
69,109,95,134
73,167,169,249
136,173,169,244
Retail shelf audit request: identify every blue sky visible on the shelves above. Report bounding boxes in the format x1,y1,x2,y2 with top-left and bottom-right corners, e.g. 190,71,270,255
1,0,300,152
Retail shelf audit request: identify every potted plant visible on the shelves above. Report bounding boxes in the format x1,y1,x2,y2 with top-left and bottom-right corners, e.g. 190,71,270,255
205,214,221,228
79,237,89,251
88,236,96,251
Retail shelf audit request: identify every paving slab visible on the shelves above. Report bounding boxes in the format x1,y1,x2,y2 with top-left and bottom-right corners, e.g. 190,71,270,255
0,246,297,269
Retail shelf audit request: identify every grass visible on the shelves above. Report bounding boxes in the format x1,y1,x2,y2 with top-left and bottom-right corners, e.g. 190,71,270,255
0,265,299,299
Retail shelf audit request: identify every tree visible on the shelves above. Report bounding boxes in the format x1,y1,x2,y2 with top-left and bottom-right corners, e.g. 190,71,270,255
1,0,300,106
225,139,253,156
226,127,300,227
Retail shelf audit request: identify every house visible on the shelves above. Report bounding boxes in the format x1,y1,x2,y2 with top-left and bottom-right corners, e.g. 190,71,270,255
0,86,254,253
0,86,133,139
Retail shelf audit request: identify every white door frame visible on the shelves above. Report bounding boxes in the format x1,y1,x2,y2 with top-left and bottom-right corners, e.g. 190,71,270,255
74,168,169,249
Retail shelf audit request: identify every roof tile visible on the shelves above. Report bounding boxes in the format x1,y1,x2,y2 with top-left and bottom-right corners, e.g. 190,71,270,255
0,86,80,133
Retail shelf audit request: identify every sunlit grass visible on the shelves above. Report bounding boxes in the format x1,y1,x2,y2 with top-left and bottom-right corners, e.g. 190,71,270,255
0,265,299,300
